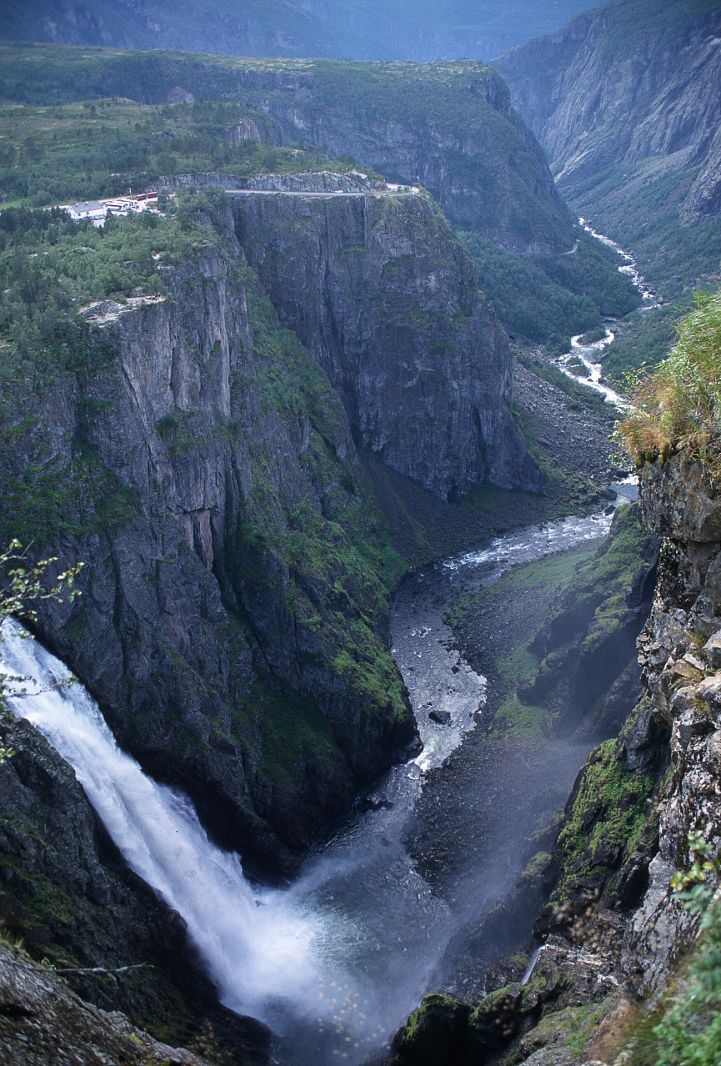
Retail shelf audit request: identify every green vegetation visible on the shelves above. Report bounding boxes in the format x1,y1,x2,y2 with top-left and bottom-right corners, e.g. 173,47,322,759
0,193,230,376
449,504,655,739
450,543,600,736
552,737,654,904
540,503,653,657
648,901,721,1066
519,351,611,416
0,97,360,209
622,830,721,1066
0,185,408,742
563,162,721,299
0,43,571,255
249,686,340,794
0,42,638,348
529,999,612,1056
460,226,640,350
0,190,237,546
619,289,721,471
603,304,681,381
232,261,409,724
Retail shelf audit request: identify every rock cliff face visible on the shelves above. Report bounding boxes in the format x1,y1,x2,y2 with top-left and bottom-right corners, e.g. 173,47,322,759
0,187,534,882
623,452,721,994
495,0,721,292
1,0,598,63
495,0,721,223
0,0,332,57
231,188,539,497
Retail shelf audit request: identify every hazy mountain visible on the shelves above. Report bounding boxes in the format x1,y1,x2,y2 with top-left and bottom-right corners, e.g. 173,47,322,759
495,0,721,291
1,0,599,60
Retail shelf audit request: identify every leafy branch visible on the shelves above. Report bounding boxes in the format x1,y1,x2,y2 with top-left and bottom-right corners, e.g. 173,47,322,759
0,538,84,764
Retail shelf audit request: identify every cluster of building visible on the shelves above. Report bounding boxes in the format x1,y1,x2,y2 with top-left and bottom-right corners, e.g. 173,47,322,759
64,191,160,225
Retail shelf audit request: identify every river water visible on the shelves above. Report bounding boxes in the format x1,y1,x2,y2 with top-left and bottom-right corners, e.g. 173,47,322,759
554,217,660,410
1,506,619,1065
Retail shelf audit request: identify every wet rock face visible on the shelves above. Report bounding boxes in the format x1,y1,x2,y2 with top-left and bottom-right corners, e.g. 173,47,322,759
231,190,539,498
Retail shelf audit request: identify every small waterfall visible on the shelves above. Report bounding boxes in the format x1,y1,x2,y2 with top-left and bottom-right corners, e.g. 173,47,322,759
0,618,350,1030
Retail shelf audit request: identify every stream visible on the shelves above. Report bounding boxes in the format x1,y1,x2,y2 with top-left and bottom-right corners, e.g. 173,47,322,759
554,217,660,410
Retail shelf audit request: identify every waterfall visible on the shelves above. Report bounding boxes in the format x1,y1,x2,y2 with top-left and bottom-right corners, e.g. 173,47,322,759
0,618,350,1030
0,503,620,1064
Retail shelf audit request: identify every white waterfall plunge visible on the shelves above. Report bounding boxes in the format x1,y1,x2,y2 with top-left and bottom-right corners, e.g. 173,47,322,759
0,503,622,1064
0,618,352,1032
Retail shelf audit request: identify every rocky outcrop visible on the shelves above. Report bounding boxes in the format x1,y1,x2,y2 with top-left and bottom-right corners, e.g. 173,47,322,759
2,231,404,875
211,61,572,254
621,451,721,995
0,942,209,1066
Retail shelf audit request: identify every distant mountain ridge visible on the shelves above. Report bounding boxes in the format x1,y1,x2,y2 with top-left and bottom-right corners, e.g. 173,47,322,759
1,0,599,61
494,0,721,290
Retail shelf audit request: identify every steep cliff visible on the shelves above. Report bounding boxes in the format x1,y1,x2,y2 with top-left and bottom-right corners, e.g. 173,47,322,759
0,46,572,256
0,717,270,1060
230,186,538,497
495,0,721,290
0,184,536,885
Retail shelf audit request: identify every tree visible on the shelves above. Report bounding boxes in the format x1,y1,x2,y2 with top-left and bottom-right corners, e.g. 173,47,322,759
0,540,83,763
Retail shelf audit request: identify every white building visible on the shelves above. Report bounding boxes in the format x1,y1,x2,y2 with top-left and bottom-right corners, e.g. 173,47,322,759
68,200,107,222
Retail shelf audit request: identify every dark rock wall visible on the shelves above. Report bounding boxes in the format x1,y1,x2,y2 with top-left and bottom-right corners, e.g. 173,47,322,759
0,718,270,1061
231,190,539,498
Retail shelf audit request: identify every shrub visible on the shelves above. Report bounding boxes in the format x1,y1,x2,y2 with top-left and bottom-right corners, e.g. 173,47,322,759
618,289,721,472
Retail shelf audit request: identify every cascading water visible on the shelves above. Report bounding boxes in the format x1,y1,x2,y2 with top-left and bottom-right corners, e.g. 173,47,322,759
0,618,355,1032
1,505,620,1065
